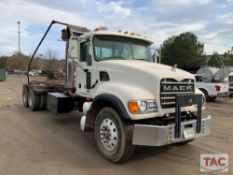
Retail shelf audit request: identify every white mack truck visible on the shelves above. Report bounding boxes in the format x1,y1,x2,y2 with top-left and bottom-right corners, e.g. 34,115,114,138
22,20,211,162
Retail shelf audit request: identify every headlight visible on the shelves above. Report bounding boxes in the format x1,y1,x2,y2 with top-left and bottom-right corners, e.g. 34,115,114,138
139,101,147,113
128,100,158,114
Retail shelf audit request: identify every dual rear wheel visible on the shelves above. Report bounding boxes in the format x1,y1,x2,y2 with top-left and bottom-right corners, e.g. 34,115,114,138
22,88,47,111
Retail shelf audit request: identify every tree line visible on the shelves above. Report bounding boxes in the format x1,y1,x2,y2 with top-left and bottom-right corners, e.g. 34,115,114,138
160,32,233,68
0,49,65,72
1,32,232,71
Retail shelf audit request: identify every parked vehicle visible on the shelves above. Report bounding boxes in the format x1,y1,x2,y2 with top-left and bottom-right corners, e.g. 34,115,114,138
229,72,233,97
196,65,232,83
194,74,229,101
22,20,211,162
28,71,36,76
196,66,219,82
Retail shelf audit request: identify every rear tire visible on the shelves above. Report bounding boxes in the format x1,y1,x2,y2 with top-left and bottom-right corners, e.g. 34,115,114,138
200,89,210,101
95,107,135,163
22,87,28,107
28,89,41,111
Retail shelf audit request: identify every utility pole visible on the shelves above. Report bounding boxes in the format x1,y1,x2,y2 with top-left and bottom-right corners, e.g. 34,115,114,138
17,21,21,54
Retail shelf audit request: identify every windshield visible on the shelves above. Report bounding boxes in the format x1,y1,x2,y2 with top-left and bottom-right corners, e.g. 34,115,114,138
93,35,153,62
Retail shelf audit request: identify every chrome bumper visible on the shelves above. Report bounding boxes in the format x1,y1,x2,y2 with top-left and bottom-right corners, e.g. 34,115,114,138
132,115,211,146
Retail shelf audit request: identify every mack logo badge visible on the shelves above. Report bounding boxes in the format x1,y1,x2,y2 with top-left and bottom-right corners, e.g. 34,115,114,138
162,85,193,92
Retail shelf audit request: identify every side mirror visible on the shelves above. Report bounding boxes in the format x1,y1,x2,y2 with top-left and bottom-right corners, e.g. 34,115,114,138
86,54,92,66
61,28,70,41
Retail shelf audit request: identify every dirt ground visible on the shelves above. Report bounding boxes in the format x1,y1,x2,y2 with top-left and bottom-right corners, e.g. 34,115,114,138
0,75,232,175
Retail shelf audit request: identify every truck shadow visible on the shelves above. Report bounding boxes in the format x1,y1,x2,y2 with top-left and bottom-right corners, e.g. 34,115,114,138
129,146,170,163
52,112,173,164
208,97,233,105
52,111,83,125
44,111,172,163
19,107,195,169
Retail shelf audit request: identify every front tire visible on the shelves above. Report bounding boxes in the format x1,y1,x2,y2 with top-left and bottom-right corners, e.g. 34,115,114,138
95,107,135,163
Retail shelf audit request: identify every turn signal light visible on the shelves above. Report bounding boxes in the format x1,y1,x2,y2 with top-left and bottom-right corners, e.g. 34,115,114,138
128,100,157,114
128,101,139,114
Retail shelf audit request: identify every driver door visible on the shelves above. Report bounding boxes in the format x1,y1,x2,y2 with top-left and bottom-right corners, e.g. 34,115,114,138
76,40,96,97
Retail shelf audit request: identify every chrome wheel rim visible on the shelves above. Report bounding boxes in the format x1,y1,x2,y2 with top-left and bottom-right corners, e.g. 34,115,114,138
99,118,118,151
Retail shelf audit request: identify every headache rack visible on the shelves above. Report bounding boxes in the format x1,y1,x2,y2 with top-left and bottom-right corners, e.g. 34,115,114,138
175,94,202,138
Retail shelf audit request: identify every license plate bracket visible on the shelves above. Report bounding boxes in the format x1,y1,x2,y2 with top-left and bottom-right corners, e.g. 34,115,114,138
183,128,195,139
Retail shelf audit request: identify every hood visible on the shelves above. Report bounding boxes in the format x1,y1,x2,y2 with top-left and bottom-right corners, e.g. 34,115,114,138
96,60,194,81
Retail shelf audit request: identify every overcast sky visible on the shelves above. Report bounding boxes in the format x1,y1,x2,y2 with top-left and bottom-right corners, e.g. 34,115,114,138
0,0,233,57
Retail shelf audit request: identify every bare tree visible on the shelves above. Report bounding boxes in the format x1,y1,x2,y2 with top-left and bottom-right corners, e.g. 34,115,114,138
7,52,28,71
45,49,58,71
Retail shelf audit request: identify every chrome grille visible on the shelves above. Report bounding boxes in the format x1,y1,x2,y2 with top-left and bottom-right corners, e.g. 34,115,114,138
160,78,194,108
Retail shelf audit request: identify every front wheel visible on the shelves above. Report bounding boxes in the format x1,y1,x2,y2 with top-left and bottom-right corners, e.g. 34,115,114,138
95,107,135,163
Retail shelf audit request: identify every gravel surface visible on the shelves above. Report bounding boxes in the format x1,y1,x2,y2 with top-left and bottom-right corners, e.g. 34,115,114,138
0,75,232,175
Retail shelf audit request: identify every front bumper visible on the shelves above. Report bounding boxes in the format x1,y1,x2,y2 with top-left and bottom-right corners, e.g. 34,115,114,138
132,115,211,146
132,94,210,146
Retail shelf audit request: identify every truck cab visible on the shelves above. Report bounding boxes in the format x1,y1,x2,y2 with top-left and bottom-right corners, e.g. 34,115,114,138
23,21,211,162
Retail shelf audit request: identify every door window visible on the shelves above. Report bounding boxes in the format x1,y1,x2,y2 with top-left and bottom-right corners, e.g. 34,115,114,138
80,42,91,62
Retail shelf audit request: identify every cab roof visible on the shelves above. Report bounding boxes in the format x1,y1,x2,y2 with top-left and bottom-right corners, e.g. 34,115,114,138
77,30,154,44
